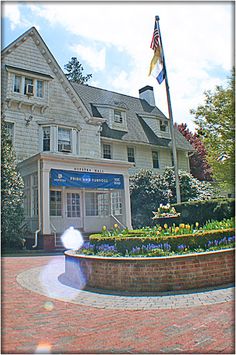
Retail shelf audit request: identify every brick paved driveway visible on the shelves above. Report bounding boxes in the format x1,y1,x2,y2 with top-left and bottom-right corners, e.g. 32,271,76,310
1,255,235,354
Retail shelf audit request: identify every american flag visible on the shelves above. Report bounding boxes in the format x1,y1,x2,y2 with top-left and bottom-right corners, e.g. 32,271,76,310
150,21,160,50
148,17,166,84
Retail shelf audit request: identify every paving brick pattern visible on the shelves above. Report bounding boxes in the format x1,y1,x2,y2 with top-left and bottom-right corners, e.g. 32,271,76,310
2,255,235,354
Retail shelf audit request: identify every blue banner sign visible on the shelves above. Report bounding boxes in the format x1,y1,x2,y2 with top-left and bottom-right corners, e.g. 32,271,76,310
50,169,124,189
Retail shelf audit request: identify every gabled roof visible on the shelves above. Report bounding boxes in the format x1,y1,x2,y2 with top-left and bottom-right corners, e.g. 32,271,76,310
71,82,193,151
2,27,92,123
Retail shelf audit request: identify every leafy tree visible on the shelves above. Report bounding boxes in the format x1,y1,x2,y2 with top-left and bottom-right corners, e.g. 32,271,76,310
1,119,25,249
129,168,214,228
190,69,235,193
176,123,212,181
64,57,92,84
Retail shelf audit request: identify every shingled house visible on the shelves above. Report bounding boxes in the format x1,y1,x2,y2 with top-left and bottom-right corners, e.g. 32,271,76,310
1,27,193,250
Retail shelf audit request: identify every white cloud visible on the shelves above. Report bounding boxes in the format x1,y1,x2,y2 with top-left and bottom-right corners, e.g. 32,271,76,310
3,3,22,30
70,44,106,72
3,2,233,131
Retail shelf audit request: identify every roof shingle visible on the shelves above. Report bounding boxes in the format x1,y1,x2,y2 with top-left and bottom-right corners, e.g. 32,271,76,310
71,82,193,151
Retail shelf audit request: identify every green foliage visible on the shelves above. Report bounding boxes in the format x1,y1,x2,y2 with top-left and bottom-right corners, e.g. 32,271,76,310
173,198,235,226
1,119,25,249
64,57,92,84
130,167,214,228
191,68,235,192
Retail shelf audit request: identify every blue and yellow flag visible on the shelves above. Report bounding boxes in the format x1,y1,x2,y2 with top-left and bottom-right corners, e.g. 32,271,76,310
148,19,166,84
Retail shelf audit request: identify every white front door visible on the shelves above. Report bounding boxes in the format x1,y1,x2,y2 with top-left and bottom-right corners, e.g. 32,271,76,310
64,191,83,230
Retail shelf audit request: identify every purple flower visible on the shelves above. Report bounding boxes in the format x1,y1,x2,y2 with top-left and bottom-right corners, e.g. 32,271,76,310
97,244,117,252
177,244,186,251
163,243,171,251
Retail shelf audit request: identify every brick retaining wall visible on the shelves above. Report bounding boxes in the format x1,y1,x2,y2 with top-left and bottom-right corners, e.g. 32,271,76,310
65,249,235,292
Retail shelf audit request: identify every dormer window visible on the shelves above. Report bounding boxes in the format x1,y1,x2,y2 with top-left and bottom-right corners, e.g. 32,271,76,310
160,120,168,132
58,127,72,152
114,110,123,124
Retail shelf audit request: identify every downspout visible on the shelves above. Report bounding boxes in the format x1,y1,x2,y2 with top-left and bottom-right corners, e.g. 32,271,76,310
32,159,41,248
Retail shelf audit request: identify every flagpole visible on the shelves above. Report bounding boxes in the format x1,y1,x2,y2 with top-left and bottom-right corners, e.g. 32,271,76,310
155,15,181,203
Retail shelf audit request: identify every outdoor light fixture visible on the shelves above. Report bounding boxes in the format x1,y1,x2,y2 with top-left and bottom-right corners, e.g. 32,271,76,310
25,114,33,126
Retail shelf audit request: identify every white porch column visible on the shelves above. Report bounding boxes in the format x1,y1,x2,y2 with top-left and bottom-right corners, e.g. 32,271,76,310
123,174,132,229
41,165,51,234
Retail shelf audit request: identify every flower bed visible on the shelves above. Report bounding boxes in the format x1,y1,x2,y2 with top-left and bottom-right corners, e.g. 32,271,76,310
82,219,234,257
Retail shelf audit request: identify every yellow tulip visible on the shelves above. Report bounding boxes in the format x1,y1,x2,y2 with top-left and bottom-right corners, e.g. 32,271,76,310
195,222,199,228
102,225,107,231
164,224,168,229
175,227,179,233
114,223,119,229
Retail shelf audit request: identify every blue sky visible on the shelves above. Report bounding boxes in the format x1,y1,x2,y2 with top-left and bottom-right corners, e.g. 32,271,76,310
2,2,234,131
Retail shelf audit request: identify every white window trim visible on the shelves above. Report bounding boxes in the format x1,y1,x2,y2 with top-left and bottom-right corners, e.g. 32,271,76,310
12,74,45,98
39,125,79,155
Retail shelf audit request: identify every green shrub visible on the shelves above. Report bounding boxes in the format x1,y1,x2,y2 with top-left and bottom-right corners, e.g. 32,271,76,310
172,198,235,226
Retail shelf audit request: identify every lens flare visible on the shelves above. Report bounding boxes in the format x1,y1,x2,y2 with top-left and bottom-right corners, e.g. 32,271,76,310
44,301,54,311
39,257,81,300
61,226,84,250
35,342,51,353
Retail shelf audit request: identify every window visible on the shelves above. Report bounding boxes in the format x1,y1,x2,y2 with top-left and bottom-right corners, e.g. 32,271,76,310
50,190,62,216
43,127,50,151
160,120,167,132
98,193,109,216
36,80,43,97
5,122,14,142
58,127,72,152
127,147,135,163
114,110,123,123
67,193,80,217
103,144,112,159
24,77,33,95
32,174,38,216
152,151,159,169
12,73,45,98
85,192,109,216
13,75,21,93
111,191,122,216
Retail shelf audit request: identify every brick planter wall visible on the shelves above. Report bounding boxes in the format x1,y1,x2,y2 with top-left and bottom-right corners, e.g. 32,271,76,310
64,249,235,292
